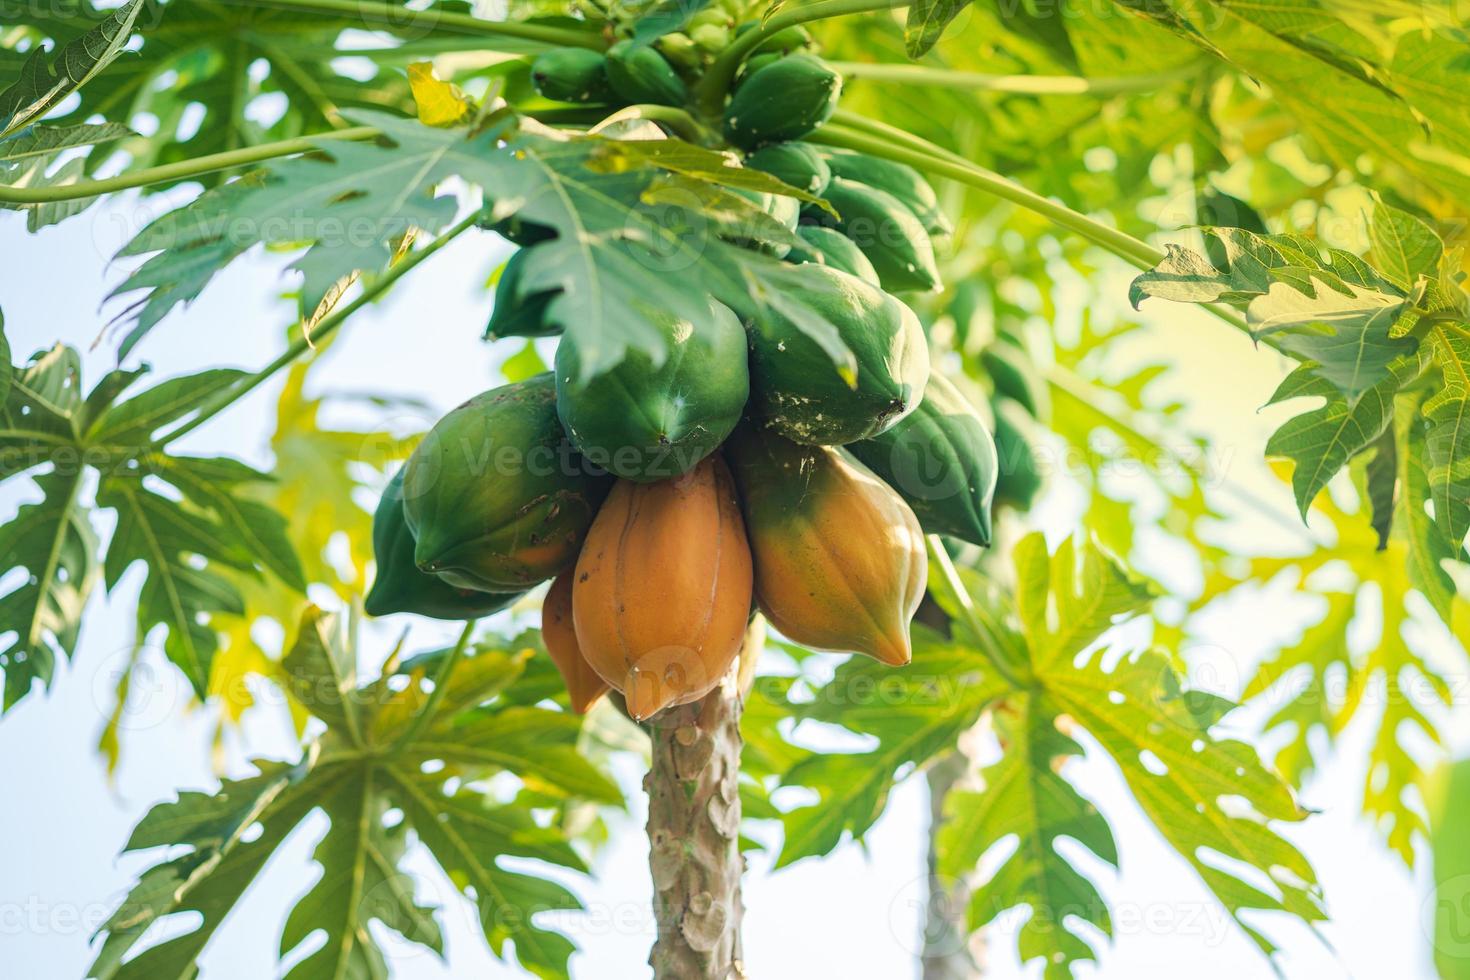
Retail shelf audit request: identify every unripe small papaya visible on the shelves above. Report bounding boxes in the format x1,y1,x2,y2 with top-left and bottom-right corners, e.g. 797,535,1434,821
847,373,998,546
991,398,1044,510
745,142,830,196
366,468,525,620
689,7,734,30
541,568,609,714
555,298,749,482
980,338,1050,421
404,375,612,591
606,40,688,107
811,177,941,293
746,264,929,445
726,425,926,666
733,52,781,89
485,248,560,341
735,22,813,56
531,48,616,104
572,457,753,720
822,148,951,236
656,32,701,72
785,224,879,284
723,54,842,149
690,23,732,53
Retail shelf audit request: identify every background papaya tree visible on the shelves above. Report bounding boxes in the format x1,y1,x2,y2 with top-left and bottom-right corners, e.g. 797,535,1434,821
1,1,1468,979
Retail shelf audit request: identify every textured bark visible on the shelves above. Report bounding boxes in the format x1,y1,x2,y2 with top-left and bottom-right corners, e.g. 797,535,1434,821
645,664,747,980
922,749,984,979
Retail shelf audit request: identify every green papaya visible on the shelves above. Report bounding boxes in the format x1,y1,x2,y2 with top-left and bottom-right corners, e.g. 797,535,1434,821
404,374,613,590
723,54,842,149
814,177,941,293
991,398,1044,510
690,22,732,52
785,225,879,284
733,52,781,88
366,468,526,620
555,299,749,481
656,32,701,72
485,248,560,341
846,373,998,546
745,142,830,196
747,264,929,445
531,48,616,104
606,40,688,107
734,22,813,56
980,338,1050,421
822,148,950,235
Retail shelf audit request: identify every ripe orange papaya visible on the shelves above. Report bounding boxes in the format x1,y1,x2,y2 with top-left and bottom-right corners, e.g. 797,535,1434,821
541,568,609,714
725,425,926,666
571,457,753,720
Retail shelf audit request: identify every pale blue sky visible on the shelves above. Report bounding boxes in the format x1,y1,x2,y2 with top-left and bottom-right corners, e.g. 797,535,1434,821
0,190,1448,978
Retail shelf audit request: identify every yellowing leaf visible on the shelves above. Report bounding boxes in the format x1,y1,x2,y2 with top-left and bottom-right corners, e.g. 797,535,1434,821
407,62,474,128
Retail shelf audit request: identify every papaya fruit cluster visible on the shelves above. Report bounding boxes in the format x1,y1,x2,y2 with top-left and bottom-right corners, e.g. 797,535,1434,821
364,351,989,720
365,25,1002,719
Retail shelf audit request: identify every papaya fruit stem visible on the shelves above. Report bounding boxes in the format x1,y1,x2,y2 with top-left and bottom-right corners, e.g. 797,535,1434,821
827,60,1206,97
811,113,1254,338
0,126,381,205
236,0,608,50
392,620,477,752
925,535,1029,690
645,660,747,979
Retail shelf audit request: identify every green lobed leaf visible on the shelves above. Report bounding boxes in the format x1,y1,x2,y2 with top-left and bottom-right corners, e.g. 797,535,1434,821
0,0,146,140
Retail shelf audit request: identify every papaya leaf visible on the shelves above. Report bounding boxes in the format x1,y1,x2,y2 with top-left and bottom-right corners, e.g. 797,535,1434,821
0,0,145,140
631,0,715,43
1,0,423,184
0,121,135,229
0,120,132,163
1133,226,1418,398
1369,199,1444,296
919,535,1324,973
937,696,1118,977
1425,324,1470,552
406,62,476,128
0,469,99,709
904,0,972,59
774,628,1011,865
0,336,303,707
96,474,254,693
1211,459,1464,864
91,616,616,980
1106,0,1470,206
1263,351,1426,520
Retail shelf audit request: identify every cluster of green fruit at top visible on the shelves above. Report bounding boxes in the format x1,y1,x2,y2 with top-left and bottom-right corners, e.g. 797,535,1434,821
364,13,1009,624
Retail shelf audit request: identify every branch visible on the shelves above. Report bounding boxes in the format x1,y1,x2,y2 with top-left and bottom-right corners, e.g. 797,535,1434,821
0,126,379,204
156,210,481,449
925,535,1027,689
828,60,1205,96
236,0,607,49
811,112,1252,336
392,619,476,752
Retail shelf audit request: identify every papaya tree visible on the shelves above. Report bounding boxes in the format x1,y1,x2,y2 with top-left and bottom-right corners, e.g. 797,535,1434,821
1,1,1468,979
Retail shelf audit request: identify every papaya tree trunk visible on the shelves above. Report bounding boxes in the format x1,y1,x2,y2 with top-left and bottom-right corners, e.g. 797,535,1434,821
645,663,747,979
922,749,984,979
